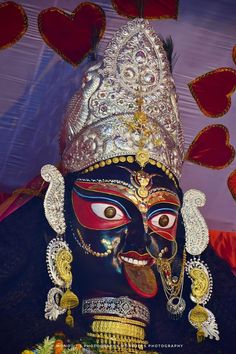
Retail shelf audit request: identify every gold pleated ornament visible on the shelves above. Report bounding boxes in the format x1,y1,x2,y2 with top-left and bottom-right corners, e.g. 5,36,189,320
189,304,208,342
60,289,79,327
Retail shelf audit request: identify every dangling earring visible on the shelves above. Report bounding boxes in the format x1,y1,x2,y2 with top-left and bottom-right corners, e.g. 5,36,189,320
146,232,186,319
182,189,219,342
41,164,79,327
156,240,186,319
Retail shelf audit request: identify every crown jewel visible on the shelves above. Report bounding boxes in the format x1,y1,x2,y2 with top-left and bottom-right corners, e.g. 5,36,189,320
61,19,184,178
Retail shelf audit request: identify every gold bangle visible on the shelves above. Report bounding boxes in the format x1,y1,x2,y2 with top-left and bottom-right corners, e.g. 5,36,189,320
87,331,148,344
91,320,145,340
93,315,146,327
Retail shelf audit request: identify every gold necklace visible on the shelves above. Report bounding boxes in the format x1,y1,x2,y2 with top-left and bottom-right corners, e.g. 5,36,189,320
87,315,150,353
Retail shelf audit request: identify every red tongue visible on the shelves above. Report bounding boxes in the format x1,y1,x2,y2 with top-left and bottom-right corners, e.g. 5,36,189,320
124,263,158,298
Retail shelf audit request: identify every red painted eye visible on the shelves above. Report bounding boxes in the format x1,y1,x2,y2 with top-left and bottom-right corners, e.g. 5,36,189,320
91,203,124,220
150,213,176,229
72,190,130,230
148,213,178,241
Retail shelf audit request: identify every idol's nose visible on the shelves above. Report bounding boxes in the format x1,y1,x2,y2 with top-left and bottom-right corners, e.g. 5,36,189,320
124,217,148,253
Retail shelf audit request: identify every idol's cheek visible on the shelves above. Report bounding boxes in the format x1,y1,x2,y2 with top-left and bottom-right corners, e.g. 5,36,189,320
145,211,179,259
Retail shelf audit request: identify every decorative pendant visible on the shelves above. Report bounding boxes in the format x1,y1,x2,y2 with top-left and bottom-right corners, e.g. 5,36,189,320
186,257,219,341
166,296,186,320
45,237,79,324
189,306,220,341
185,258,212,305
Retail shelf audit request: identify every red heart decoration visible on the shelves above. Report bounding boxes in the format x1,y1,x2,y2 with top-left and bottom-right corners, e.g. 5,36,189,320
188,68,236,117
232,45,236,65
185,125,235,169
38,2,106,66
0,1,28,50
112,0,178,19
228,170,236,200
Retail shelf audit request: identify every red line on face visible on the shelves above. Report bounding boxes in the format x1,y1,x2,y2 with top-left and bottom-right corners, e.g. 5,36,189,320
72,189,130,230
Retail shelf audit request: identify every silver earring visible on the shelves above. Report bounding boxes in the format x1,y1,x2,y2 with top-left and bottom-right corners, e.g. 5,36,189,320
182,189,219,342
41,164,79,326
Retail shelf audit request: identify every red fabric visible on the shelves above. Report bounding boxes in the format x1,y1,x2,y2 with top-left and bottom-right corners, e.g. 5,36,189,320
38,2,106,66
0,175,47,222
188,67,236,117
0,1,28,50
185,124,235,169
227,170,236,201
0,192,10,204
232,45,236,65
112,0,178,19
209,230,236,274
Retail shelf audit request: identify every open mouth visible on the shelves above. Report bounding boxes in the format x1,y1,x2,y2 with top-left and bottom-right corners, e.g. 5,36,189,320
118,251,158,298
118,251,155,266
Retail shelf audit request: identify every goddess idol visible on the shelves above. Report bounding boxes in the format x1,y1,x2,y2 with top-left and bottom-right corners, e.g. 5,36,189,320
0,19,235,354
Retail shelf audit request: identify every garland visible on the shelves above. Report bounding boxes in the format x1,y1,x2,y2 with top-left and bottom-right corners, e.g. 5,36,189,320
21,335,99,354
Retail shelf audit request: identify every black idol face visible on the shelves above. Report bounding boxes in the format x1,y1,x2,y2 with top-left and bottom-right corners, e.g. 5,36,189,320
67,163,181,299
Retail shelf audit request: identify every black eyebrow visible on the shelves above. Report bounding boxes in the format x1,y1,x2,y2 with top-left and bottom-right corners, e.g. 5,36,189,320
147,203,180,218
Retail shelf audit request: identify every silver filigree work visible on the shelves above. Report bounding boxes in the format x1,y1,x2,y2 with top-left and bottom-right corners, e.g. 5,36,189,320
82,296,150,324
182,189,209,255
46,237,72,288
188,308,220,341
45,237,74,321
41,164,66,234
61,19,184,178
185,258,213,305
166,297,186,319
45,287,66,321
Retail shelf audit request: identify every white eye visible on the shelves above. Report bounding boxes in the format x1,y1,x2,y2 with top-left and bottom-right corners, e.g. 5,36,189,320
91,203,124,220
150,213,176,229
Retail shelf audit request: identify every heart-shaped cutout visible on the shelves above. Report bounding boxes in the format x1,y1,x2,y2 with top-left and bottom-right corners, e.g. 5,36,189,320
185,124,235,169
112,0,178,19
0,1,28,50
188,68,236,117
228,170,236,200
232,45,236,65
38,2,106,66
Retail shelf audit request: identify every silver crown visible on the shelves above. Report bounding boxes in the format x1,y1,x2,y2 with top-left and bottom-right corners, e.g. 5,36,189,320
61,19,184,179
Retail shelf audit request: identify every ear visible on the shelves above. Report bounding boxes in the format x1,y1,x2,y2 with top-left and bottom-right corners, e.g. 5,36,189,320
181,189,209,256
41,164,66,234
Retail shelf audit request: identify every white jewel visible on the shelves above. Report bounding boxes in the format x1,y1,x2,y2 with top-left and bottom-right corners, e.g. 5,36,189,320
41,164,66,234
182,189,209,255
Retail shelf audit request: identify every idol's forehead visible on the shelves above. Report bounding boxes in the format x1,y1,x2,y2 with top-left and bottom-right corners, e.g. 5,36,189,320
70,163,179,191
69,163,181,206
73,178,180,209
